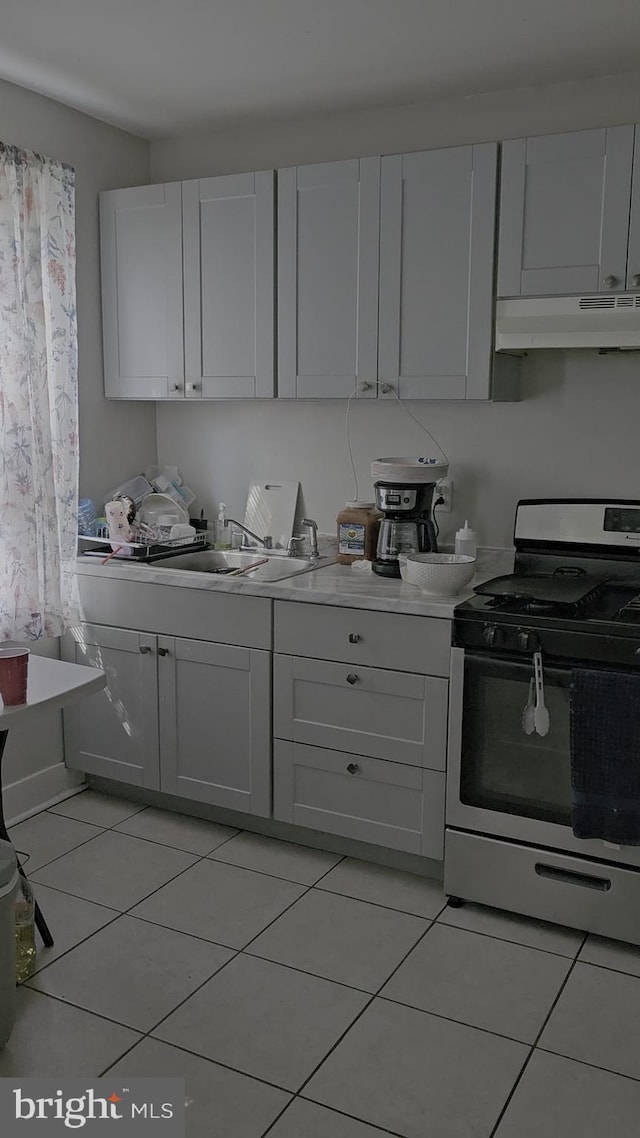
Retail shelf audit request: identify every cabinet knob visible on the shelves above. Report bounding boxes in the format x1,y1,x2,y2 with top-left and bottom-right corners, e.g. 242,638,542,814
170,383,182,392
347,762,360,774
632,274,640,289
348,633,360,644
185,382,199,392
139,645,151,654
346,673,359,685
158,647,169,657
603,275,618,288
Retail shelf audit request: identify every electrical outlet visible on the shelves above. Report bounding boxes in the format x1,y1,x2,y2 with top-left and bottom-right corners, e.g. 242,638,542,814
435,479,453,513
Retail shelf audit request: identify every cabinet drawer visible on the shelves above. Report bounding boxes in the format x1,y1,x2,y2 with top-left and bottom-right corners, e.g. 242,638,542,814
274,654,447,768
445,830,640,944
274,601,451,675
274,741,444,857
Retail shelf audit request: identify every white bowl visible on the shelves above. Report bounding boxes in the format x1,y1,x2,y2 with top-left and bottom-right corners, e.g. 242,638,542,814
404,553,476,595
397,554,411,582
138,492,189,528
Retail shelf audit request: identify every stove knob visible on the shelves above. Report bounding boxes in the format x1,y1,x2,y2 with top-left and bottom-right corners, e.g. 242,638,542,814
517,630,539,652
482,624,501,647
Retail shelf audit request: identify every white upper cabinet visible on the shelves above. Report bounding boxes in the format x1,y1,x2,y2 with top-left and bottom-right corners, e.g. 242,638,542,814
277,158,380,398
378,144,498,400
626,134,640,291
497,126,635,297
182,172,275,398
100,183,184,399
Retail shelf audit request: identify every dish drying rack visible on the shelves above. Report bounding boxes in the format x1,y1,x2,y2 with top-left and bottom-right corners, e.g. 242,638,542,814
78,531,208,562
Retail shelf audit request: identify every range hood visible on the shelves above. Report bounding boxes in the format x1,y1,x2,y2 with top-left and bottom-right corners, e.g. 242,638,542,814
495,294,640,350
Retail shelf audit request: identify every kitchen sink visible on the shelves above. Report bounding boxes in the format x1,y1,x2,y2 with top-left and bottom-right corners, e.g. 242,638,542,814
153,549,330,581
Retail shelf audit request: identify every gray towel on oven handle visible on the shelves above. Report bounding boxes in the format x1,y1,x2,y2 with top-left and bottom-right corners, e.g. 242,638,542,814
570,668,640,846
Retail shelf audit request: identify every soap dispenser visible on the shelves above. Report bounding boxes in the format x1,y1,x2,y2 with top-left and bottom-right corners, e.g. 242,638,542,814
214,503,229,549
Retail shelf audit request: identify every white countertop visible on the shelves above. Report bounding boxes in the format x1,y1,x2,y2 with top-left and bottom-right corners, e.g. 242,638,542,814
75,547,513,618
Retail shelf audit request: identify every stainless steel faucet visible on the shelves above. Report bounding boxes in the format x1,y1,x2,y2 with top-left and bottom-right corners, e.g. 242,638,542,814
286,535,306,556
224,519,272,549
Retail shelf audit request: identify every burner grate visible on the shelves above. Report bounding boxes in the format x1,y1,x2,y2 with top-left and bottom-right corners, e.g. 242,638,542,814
486,581,607,620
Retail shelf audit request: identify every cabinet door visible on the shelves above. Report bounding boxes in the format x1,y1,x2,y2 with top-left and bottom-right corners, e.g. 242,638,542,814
62,624,160,788
183,172,275,398
498,126,634,297
159,637,271,816
278,158,379,398
626,126,640,291
100,183,184,399
379,144,497,400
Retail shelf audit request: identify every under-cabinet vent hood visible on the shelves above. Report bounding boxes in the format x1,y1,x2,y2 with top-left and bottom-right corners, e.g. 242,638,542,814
495,294,640,350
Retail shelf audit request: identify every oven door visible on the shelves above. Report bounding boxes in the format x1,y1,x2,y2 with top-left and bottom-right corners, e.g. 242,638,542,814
446,647,640,868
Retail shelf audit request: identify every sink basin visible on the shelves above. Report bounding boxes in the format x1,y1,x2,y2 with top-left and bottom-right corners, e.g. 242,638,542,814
153,549,328,581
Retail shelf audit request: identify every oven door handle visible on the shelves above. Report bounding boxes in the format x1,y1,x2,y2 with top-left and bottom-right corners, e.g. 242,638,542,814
535,862,612,892
462,651,572,685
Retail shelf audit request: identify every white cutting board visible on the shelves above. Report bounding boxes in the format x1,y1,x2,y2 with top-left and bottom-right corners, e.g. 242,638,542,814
244,481,300,550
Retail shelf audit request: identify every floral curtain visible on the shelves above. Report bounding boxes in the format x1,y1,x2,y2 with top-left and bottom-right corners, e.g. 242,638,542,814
0,143,79,640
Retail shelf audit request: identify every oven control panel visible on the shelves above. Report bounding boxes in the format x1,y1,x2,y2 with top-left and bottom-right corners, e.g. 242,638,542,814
480,624,540,653
515,500,640,549
455,618,640,667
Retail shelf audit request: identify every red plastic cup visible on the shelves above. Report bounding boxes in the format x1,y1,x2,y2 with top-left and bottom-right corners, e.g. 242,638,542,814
0,647,29,707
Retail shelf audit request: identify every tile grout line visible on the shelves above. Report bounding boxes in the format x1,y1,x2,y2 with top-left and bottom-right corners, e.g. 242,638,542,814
487,930,590,1138
97,846,353,1075
287,912,443,1108
28,797,640,1127
259,912,453,1136
314,881,447,920
435,910,585,960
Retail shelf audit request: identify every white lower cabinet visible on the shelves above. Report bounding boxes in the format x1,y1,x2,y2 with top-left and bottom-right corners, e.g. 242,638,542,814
273,653,447,768
64,583,451,860
63,622,271,816
273,601,450,855
64,624,160,790
274,741,445,857
158,635,271,813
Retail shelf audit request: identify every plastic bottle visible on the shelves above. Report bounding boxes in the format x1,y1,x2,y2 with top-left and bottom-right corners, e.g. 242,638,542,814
454,520,478,558
214,503,231,550
14,875,36,983
336,502,382,565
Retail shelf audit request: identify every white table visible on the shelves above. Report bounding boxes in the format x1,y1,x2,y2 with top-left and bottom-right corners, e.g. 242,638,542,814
0,655,106,945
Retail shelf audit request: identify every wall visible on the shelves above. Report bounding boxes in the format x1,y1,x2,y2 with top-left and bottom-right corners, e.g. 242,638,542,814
151,70,640,547
1,79,152,821
154,353,639,551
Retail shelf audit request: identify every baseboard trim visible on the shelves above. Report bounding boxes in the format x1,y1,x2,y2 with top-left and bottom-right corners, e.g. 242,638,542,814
4,764,86,827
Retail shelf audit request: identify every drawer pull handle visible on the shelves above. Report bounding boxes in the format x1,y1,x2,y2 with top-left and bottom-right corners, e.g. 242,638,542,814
158,647,170,657
347,762,360,774
139,645,151,654
346,673,359,685
348,633,360,643
535,863,611,892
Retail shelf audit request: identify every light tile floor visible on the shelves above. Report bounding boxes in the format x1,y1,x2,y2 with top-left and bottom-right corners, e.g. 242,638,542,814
4,790,640,1137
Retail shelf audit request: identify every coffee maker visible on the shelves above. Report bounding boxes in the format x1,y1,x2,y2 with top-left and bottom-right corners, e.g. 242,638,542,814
371,457,448,578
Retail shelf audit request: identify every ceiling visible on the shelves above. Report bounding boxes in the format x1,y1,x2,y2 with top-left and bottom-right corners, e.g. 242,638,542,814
2,0,640,140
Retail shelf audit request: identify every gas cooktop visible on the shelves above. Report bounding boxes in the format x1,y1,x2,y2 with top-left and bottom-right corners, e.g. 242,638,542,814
453,499,640,667
457,581,640,631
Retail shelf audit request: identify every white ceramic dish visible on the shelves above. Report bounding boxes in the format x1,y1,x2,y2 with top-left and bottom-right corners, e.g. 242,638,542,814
404,552,476,595
138,492,189,528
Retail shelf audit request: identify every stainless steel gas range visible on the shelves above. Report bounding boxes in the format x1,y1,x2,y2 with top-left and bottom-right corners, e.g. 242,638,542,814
445,498,640,944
